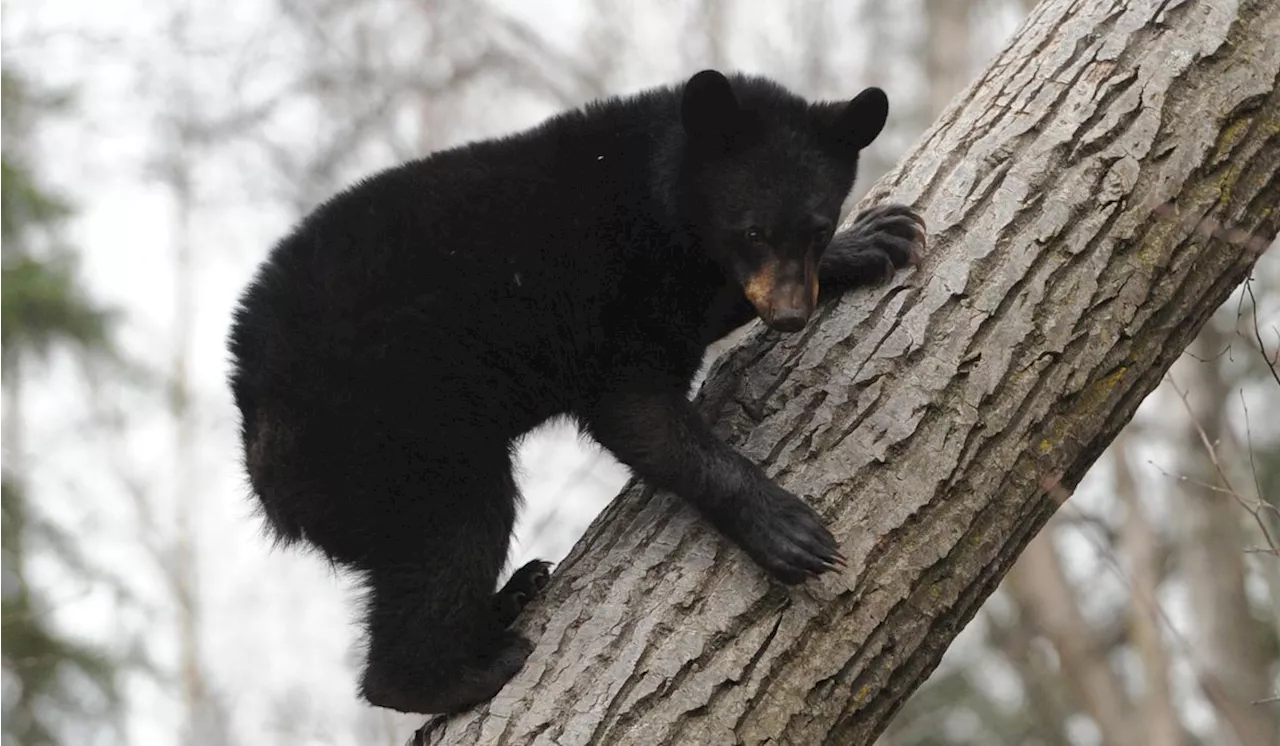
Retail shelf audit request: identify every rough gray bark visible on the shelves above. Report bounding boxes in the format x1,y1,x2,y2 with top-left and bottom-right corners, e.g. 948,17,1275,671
418,0,1280,743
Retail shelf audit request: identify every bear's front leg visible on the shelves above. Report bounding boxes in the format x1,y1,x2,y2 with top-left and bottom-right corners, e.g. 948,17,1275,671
819,203,927,301
582,387,844,584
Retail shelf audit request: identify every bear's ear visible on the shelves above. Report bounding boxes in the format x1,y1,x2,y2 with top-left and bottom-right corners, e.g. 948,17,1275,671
826,87,889,152
682,70,739,145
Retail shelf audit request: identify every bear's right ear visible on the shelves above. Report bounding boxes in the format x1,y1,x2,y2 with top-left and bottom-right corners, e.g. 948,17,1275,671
682,70,739,146
829,87,889,152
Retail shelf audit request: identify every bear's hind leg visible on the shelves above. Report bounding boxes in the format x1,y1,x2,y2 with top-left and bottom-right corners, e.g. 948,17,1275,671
357,466,547,715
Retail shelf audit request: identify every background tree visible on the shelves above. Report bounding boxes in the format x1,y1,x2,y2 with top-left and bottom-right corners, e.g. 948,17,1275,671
1,67,125,746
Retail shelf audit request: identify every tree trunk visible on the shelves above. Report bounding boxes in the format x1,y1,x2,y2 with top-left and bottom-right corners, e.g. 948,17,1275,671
417,0,1280,743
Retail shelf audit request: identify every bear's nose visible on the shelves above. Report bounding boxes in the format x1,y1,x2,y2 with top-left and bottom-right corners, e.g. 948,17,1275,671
768,309,808,333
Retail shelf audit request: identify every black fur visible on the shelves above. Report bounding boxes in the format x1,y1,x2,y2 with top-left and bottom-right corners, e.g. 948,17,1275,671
227,69,925,715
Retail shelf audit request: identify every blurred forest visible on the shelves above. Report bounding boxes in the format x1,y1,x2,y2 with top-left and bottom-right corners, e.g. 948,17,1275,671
1,1,1275,745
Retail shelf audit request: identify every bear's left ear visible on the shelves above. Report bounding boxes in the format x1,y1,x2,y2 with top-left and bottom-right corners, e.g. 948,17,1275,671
682,70,740,146
823,87,889,152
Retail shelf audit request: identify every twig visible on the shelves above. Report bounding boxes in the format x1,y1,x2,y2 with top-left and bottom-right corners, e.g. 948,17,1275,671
1166,372,1280,557
1244,279,1280,388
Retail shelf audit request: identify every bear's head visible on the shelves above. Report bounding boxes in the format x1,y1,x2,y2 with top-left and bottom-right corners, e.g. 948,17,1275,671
679,69,888,332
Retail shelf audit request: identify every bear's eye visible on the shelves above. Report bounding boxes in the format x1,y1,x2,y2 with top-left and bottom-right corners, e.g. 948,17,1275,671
745,226,765,243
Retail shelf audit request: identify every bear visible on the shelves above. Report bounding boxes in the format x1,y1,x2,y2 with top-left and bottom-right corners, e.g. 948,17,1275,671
226,69,926,715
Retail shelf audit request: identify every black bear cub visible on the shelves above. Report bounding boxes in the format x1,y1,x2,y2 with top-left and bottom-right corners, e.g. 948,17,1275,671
227,69,925,714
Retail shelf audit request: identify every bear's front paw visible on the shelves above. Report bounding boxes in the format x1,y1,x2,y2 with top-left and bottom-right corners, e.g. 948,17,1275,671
824,204,927,289
733,486,845,585
850,203,926,269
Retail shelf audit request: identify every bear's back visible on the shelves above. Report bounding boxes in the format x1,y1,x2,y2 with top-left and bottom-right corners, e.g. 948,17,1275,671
229,87,690,441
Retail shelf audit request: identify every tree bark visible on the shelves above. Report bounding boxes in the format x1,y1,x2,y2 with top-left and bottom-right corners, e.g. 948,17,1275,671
418,0,1280,743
